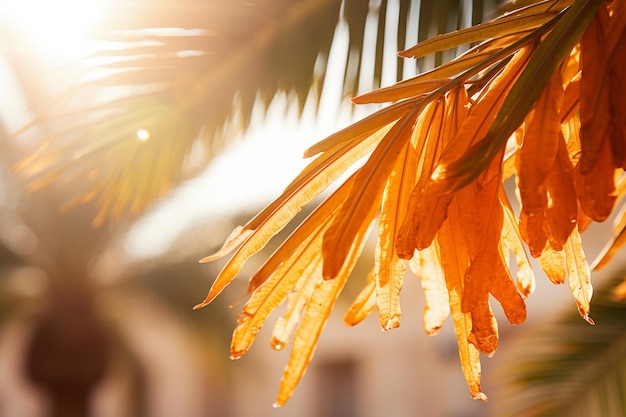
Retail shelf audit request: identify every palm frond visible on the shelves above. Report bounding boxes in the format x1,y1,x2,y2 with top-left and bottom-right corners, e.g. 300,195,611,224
196,0,626,405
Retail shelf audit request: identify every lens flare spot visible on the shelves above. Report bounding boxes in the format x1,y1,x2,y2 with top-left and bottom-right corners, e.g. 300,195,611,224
136,129,150,141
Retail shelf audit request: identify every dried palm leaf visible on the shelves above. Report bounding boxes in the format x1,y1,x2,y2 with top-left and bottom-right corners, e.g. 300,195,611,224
197,0,626,404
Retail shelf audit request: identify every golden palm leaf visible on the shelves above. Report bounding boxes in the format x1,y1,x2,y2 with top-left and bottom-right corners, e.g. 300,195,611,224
196,0,626,405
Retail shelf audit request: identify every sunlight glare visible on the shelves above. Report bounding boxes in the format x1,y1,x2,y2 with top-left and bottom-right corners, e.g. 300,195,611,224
136,128,151,142
1,0,105,58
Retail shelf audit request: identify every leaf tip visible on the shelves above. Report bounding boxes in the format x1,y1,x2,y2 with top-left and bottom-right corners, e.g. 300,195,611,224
193,301,208,310
472,391,488,402
382,315,401,331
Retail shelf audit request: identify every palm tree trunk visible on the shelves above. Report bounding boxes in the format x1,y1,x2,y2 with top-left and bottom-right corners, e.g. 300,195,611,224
25,286,109,417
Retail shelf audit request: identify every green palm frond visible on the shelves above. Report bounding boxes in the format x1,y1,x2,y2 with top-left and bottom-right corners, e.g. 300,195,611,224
493,273,626,417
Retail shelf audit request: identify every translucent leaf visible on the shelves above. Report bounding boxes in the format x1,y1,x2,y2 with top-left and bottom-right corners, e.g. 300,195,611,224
354,36,519,105
575,134,618,222
271,257,323,352
303,99,416,157
409,242,450,336
322,108,422,279
499,189,536,297
375,133,421,330
343,269,377,326
580,2,626,172
539,247,567,284
468,299,499,356
564,228,594,324
246,176,354,294
274,215,373,407
194,126,386,308
230,214,332,359
437,200,487,401
488,256,527,325
543,133,578,250
429,44,533,192
274,273,345,407
519,209,548,258
441,0,602,190
455,152,505,314
396,98,448,258
399,9,559,59
607,16,626,168
400,88,469,253
352,79,447,105
518,70,564,215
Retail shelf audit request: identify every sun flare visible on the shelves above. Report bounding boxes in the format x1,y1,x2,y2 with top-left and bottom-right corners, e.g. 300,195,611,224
1,0,106,58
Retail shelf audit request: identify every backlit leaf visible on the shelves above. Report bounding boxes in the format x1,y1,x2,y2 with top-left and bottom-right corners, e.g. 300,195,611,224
580,2,626,172
375,130,421,330
270,257,324,352
441,0,602,189
519,209,548,258
396,98,447,258
399,9,560,59
409,242,450,336
429,44,533,192
488,256,527,325
499,188,536,296
575,133,618,222
437,200,487,401
274,214,372,407
468,298,499,356
518,70,563,215
607,2,626,168
343,269,377,326
539,246,567,284
229,214,332,359
246,176,355,294
455,151,505,314
543,132,578,250
564,228,594,324
401,88,469,252
322,107,421,279
195,126,386,307
191,0,625,407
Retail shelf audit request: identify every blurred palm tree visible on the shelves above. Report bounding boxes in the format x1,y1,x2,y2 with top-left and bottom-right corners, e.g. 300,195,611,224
1,0,502,415
492,270,626,417
10,0,501,224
